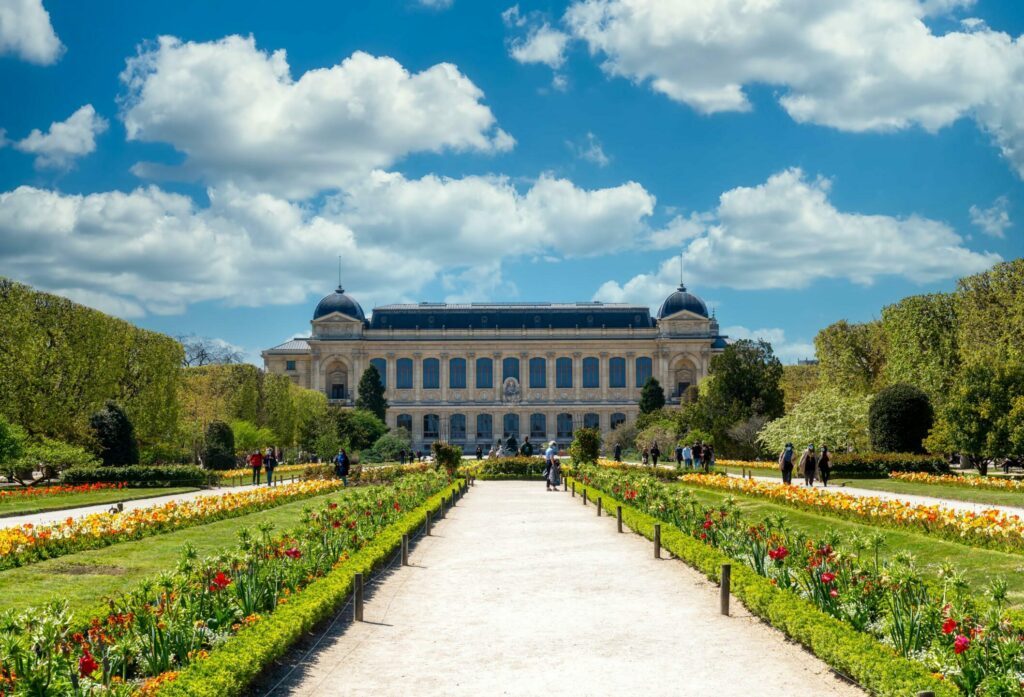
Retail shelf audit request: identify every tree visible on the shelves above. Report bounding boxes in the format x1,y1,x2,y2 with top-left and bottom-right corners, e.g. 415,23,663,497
635,420,677,452
203,420,236,470
941,362,1024,473
868,384,934,453
176,335,243,367
780,364,820,412
638,377,666,414
18,438,98,482
355,364,388,421
726,414,770,459
295,389,330,452
0,417,26,484
230,420,276,454
334,408,388,451
569,427,601,464
815,320,887,394
881,293,959,403
956,260,1024,368
757,387,873,454
705,340,784,419
89,401,139,466
362,427,413,463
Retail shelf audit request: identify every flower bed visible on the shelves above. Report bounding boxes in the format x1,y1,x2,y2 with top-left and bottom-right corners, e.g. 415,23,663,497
459,456,548,480
716,453,949,478
592,459,683,481
679,473,1024,555
0,482,125,499
0,471,455,696
891,472,1024,493
571,465,1015,696
0,479,350,570
219,463,312,481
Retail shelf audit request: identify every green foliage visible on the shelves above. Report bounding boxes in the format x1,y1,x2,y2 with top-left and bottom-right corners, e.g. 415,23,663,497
637,377,666,414
604,419,638,457
354,364,388,421
312,422,341,462
569,427,601,464
139,443,191,465
706,339,784,419
780,363,819,412
634,420,676,451
869,384,934,453
682,427,714,446
956,259,1024,369
815,319,887,394
362,427,413,463
61,464,215,487
0,416,26,468
460,456,548,480
89,401,139,466
230,420,277,454
431,441,463,472
828,453,950,478
203,420,236,470
757,387,872,454
17,437,98,480
333,408,387,451
881,293,960,402
294,389,330,451
940,362,1024,462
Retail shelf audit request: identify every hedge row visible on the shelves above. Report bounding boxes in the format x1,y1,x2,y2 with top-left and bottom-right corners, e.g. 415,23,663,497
831,452,950,477
460,456,549,480
568,477,956,697
153,479,464,697
60,464,216,487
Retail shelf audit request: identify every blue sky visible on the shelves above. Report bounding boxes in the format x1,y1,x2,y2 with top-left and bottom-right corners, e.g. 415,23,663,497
0,0,1021,364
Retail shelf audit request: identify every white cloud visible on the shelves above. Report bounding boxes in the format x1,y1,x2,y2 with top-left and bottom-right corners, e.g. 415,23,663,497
0,0,62,64
567,132,610,167
645,212,709,250
969,196,1011,238
417,0,453,9
119,36,513,198
510,22,570,69
502,5,526,28
564,0,1024,177
721,325,816,364
12,105,108,169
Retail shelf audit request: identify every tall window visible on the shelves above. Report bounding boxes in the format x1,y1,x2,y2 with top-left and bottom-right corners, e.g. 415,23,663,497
530,413,547,439
635,356,653,387
476,414,493,440
423,414,440,439
423,358,439,389
584,412,600,430
396,358,413,389
449,357,466,389
582,357,599,388
369,358,386,387
556,357,573,388
476,357,493,388
503,413,520,438
502,357,520,383
397,414,413,432
529,357,546,388
610,413,626,430
609,357,626,388
450,414,467,440
557,412,573,439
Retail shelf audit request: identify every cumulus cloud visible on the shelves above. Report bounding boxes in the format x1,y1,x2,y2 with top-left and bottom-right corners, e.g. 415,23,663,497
969,196,1011,238
564,0,1024,177
12,105,108,169
721,325,816,364
510,22,570,69
417,0,453,8
567,132,610,167
0,0,63,64
119,36,514,197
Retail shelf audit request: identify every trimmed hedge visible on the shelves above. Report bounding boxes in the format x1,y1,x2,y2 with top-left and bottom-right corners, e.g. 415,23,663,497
152,479,463,697
568,477,956,697
831,452,949,478
60,465,216,487
460,456,549,480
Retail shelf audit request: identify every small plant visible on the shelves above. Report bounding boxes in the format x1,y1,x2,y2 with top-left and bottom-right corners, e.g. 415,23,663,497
569,427,601,464
431,441,462,475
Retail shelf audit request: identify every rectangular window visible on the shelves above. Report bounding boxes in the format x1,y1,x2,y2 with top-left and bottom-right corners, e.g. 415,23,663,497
635,357,653,387
285,360,296,371
423,358,440,389
397,358,413,389
556,357,573,388
582,357,599,388
529,357,546,388
450,358,466,389
476,358,493,388
609,357,625,388
476,414,493,440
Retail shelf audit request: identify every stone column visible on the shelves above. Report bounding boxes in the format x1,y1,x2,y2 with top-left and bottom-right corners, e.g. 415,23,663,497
546,352,555,402
572,351,582,402
311,352,322,394
600,351,609,402
413,352,422,403
467,352,476,394
492,352,502,401
626,352,636,399
440,352,449,402
386,352,396,400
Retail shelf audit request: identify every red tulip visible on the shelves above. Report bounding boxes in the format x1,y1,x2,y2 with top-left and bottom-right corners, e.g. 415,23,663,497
284,547,302,559
954,635,970,654
820,572,835,584
79,650,99,677
208,571,232,591
942,617,957,635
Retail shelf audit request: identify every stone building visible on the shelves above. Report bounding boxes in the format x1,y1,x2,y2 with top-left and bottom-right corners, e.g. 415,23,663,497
263,284,726,451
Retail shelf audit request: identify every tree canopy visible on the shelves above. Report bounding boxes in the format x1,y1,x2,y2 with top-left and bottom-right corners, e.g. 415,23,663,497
638,377,666,414
815,320,887,394
355,364,388,421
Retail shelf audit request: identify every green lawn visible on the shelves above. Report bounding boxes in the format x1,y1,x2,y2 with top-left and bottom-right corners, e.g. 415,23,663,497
676,483,1024,606
0,489,352,622
0,487,196,518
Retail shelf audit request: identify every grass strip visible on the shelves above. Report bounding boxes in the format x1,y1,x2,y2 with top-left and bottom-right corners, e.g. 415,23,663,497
0,487,195,518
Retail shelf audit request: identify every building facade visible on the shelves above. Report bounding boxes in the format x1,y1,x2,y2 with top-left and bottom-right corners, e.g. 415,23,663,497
263,284,726,451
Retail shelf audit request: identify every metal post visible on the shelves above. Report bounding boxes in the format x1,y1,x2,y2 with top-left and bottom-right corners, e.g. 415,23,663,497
597,497,602,516
354,573,364,621
571,482,575,497
563,478,567,492
720,564,731,615
654,524,661,559
583,489,588,506
617,506,623,533
426,510,432,535
401,534,409,565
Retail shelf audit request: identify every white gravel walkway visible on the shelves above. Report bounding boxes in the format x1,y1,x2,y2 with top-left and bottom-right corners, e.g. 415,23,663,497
270,481,864,697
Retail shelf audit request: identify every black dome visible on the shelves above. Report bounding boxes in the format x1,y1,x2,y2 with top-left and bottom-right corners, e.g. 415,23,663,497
313,286,365,321
657,283,708,319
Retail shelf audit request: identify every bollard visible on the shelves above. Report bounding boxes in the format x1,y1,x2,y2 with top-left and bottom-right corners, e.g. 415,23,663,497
354,573,364,621
563,478,567,492
572,482,575,497
426,510,432,536
720,564,731,616
617,505,623,533
597,497,602,517
401,534,409,566
654,524,661,559
583,489,588,506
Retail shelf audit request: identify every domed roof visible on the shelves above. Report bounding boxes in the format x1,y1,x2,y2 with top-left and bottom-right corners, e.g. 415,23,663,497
657,283,708,319
313,286,365,321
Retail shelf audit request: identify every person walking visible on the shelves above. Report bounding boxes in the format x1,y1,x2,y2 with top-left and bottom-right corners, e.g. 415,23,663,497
799,444,816,487
264,446,277,487
475,444,483,460
641,447,649,466
682,443,693,470
650,442,661,467
544,441,557,490
334,448,350,486
520,436,534,457
692,442,703,471
398,449,406,465
548,455,562,491
703,443,715,472
817,445,831,487
674,444,683,469
613,443,622,462
779,443,795,485
249,449,263,486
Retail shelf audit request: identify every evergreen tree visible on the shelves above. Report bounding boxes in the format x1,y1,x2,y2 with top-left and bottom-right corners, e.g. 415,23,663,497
203,420,236,470
355,364,388,422
89,401,139,466
638,377,666,414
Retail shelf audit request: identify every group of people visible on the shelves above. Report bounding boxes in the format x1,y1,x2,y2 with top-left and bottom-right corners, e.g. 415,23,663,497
542,440,562,491
610,441,714,471
778,443,831,486
247,447,280,486
397,450,425,464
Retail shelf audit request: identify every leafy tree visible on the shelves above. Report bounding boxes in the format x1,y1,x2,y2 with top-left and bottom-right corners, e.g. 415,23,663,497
638,377,666,414
757,387,873,454
362,427,413,463
705,340,784,419
956,259,1024,368
18,438,98,481
726,414,770,459
815,320,887,394
203,420,236,470
868,384,934,453
569,427,601,464
634,420,676,452
0,417,27,484
89,401,139,466
334,408,387,451
941,362,1024,473
881,293,959,403
230,420,276,454
313,425,341,463
605,420,638,457
780,364,820,412
295,389,330,451
355,364,388,422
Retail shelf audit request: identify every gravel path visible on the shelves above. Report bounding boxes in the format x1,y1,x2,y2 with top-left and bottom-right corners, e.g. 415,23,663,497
269,481,865,697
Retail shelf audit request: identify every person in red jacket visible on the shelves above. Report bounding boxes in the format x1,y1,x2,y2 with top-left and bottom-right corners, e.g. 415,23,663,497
249,450,263,486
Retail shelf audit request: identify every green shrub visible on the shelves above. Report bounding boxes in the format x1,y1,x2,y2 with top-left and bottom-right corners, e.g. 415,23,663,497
569,427,601,464
431,442,463,474
89,401,139,466
831,452,949,477
139,443,190,465
17,438,98,479
60,464,215,487
869,384,934,453
460,456,548,480
203,420,235,470
362,427,413,463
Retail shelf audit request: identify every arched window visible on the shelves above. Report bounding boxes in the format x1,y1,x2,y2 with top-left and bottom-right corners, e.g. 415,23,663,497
369,358,387,387
423,358,439,389
609,357,626,388
557,412,574,439
423,414,440,439
396,358,413,389
502,357,520,383
610,413,626,430
503,413,520,439
635,356,653,387
476,414,493,440
450,414,467,441
584,412,600,430
397,414,413,433
449,357,466,389
530,413,547,439
476,357,493,388
556,357,573,388
582,357,599,388
529,357,546,388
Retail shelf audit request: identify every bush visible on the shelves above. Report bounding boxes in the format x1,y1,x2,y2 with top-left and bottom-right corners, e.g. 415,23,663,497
460,456,548,480
203,420,235,470
139,443,190,465
89,401,139,466
61,465,215,487
361,427,413,463
569,427,601,464
431,442,462,474
869,384,934,453
17,438,99,480
830,452,949,478
334,408,387,451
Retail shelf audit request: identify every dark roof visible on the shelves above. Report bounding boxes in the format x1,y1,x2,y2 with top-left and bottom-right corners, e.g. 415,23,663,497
657,284,708,319
369,302,655,330
313,286,366,321
711,336,729,349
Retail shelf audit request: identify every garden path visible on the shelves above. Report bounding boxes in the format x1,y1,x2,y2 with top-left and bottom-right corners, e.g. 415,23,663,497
269,481,864,697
